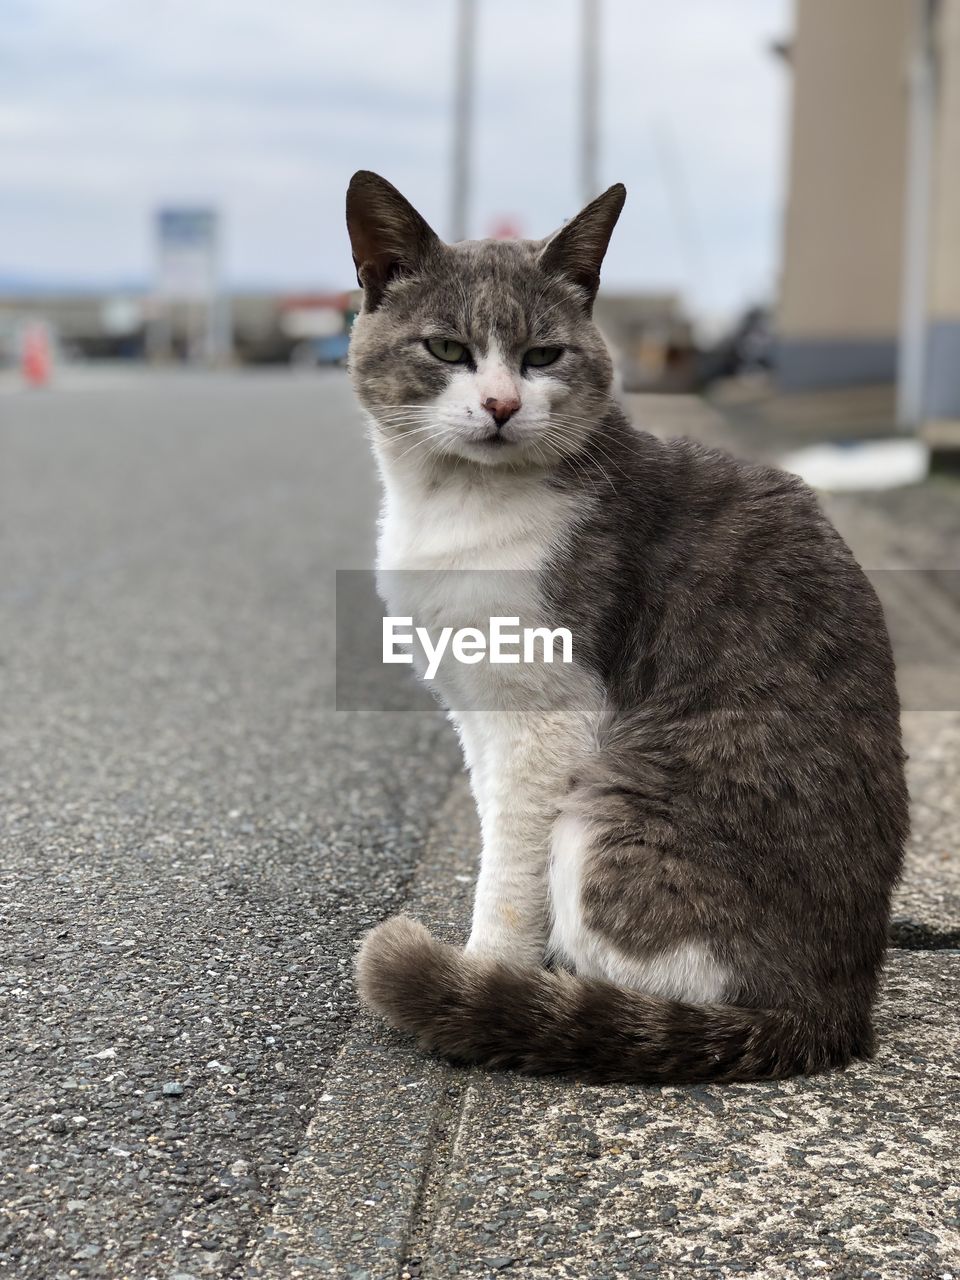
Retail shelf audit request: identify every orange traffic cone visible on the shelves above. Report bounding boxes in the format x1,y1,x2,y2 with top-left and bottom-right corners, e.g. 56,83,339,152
21,323,52,388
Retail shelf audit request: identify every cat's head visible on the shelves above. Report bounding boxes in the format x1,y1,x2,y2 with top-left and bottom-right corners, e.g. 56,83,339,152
346,170,625,470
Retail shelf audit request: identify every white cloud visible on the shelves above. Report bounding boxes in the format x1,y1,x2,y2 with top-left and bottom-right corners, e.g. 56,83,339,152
0,0,791,320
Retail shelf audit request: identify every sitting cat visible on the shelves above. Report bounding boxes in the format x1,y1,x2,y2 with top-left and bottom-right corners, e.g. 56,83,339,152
346,170,908,1083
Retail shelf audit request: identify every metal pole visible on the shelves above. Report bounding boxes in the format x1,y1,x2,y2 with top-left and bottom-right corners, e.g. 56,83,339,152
897,0,939,429
205,213,220,365
450,0,475,242
206,211,233,366
580,0,600,204
148,210,172,364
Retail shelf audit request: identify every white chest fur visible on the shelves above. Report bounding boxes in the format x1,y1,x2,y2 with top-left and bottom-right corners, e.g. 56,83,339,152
372,445,611,973
374,450,584,575
373,451,587,704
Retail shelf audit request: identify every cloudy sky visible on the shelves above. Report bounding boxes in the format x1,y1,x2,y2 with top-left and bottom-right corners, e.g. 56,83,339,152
0,0,791,321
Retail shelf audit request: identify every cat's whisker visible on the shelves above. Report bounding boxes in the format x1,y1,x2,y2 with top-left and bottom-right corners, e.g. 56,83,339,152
390,429,444,458
534,428,597,491
541,418,631,487
379,419,437,439
375,418,434,426
390,427,451,468
532,423,620,495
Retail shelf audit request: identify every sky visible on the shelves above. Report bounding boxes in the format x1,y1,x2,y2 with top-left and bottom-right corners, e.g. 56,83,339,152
0,0,792,323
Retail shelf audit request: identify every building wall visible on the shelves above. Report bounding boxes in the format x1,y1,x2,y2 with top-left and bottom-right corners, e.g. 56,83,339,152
925,0,960,419
777,0,913,389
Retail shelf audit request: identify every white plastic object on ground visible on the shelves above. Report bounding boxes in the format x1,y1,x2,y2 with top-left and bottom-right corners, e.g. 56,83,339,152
779,438,930,492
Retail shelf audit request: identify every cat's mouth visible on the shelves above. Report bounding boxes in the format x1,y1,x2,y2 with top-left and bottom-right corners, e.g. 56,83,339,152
450,426,530,465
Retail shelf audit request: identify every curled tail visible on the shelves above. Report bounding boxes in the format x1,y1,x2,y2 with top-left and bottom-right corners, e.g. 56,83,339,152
356,916,867,1084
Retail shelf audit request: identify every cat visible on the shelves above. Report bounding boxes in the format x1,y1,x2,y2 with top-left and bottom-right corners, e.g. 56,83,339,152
346,169,908,1083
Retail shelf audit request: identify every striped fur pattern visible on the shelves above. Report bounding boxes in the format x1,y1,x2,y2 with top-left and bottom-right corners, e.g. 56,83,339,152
346,172,908,1085
356,916,869,1084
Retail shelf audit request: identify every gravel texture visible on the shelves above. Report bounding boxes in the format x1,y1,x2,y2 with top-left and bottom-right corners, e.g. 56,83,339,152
426,951,960,1280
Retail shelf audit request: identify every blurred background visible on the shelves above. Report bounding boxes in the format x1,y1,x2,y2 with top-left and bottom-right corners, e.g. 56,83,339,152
1,0,955,455
1,0,780,375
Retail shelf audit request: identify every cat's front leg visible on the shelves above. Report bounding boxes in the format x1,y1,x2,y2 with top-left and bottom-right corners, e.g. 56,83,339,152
467,796,555,968
457,709,592,969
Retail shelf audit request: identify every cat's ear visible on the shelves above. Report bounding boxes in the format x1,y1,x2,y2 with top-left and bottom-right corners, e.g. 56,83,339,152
539,184,626,308
346,171,441,310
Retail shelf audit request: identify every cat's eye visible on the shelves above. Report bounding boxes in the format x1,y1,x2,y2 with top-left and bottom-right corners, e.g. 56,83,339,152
523,346,563,369
425,337,469,364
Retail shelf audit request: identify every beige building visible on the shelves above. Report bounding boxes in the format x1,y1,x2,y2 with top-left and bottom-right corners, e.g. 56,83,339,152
778,0,960,430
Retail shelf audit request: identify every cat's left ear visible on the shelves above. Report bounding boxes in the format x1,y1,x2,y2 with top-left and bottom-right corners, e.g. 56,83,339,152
539,184,626,308
346,171,441,311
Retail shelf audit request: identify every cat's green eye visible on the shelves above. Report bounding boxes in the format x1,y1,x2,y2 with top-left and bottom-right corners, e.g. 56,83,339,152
523,346,563,369
425,337,469,364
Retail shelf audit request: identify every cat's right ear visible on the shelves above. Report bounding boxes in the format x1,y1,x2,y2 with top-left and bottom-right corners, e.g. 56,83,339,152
346,171,440,311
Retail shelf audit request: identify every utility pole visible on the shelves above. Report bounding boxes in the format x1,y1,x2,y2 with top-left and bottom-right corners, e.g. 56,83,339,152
897,0,939,429
450,0,476,242
580,0,600,205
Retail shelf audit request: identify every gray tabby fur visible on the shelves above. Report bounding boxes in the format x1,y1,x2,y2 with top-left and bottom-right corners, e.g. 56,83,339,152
347,170,908,1084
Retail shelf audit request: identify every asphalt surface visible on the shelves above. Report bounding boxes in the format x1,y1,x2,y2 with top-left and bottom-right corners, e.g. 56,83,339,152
0,370,459,1278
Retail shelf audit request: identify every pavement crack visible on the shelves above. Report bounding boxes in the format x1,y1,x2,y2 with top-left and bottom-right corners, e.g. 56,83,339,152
397,1075,470,1280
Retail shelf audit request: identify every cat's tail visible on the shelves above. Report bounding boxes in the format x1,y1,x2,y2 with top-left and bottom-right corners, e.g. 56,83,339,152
355,916,866,1084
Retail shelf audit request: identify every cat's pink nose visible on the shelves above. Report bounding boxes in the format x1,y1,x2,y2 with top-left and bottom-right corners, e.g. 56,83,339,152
483,395,521,427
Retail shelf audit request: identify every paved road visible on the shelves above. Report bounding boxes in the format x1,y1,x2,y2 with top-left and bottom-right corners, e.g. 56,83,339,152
3,374,959,1280
0,371,459,1278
